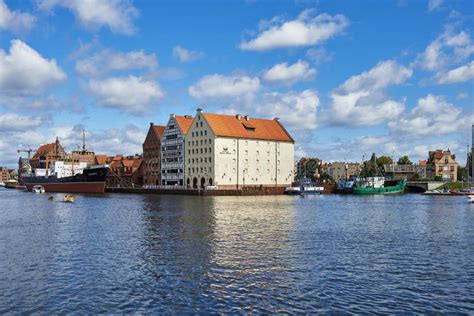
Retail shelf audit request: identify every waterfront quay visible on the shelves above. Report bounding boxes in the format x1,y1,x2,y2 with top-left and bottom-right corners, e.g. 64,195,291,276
1,187,473,313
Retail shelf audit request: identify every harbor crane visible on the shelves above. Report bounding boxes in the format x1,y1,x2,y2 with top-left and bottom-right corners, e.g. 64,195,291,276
17,147,33,159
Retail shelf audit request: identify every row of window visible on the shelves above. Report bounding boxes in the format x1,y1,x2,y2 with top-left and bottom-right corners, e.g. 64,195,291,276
191,130,208,137
188,166,212,174
188,139,212,146
188,147,212,155
188,157,213,164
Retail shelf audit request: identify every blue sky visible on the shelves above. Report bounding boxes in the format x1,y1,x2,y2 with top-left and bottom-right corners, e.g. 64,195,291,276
0,0,473,168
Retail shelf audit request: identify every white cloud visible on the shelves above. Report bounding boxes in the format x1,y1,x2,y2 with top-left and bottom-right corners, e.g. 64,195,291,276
388,94,470,137
428,0,443,11
240,9,348,51
263,60,316,84
0,40,66,96
256,89,319,130
437,60,474,84
38,0,139,35
189,74,260,99
0,113,46,131
326,60,412,127
75,49,157,77
172,45,204,63
88,76,164,114
414,28,474,72
0,0,35,33
456,92,470,100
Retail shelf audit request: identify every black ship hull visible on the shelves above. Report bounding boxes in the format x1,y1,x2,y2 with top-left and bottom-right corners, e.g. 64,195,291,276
23,167,107,193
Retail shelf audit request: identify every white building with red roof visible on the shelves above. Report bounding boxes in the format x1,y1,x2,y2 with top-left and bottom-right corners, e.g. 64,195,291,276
185,108,295,189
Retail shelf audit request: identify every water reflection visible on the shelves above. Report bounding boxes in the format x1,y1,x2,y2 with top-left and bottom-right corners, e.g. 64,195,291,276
0,188,473,313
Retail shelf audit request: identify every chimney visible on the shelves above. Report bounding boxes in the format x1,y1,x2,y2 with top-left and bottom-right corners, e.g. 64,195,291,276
150,122,154,126
235,114,241,120
244,115,250,121
197,107,203,113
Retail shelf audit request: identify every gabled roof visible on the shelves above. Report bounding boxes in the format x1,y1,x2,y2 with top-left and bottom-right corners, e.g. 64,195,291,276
95,155,108,165
174,115,193,135
202,113,294,142
153,125,166,138
31,142,62,160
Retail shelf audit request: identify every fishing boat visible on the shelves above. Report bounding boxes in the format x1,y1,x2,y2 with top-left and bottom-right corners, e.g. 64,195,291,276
32,185,45,194
353,178,407,195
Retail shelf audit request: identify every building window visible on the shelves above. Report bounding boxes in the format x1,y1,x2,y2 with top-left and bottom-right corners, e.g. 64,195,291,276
196,122,198,127
200,121,203,127
209,147,212,153
209,157,212,163
204,130,207,135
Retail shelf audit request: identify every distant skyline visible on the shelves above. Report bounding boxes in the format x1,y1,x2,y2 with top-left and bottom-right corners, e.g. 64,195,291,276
0,0,473,168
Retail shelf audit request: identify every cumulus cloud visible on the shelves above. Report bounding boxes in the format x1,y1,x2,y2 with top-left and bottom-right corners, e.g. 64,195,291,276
88,76,164,114
0,113,46,132
263,60,316,84
437,60,474,84
326,60,412,127
189,74,260,99
38,0,139,35
240,9,348,51
172,45,204,63
0,40,66,96
388,94,471,137
75,49,158,77
0,0,35,33
414,28,474,72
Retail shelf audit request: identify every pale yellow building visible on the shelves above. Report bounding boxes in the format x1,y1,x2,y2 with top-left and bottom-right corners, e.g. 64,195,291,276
185,109,295,189
426,149,458,181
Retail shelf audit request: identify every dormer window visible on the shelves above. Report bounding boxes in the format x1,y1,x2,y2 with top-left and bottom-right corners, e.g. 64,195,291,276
242,121,256,131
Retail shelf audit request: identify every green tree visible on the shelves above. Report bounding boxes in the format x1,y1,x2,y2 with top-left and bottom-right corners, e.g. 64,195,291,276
376,156,393,171
397,155,413,165
361,153,378,177
457,166,467,181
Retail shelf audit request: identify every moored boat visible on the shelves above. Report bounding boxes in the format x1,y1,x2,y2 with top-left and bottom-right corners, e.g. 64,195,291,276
285,186,301,195
468,195,474,203
32,185,45,194
353,179,406,195
23,164,107,193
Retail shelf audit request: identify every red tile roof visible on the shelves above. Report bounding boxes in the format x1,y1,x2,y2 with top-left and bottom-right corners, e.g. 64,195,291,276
203,113,294,142
95,155,108,165
31,143,59,160
174,115,193,135
153,125,166,138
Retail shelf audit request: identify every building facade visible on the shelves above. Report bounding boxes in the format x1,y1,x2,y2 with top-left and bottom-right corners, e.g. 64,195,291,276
426,149,458,181
185,109,295,189
0,167,11,182
328,162,361,181
29,137,67,169
160,115,193,186
142,123,166,186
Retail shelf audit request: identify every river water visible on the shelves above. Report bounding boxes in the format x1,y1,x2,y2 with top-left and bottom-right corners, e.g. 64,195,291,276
0,188,473,313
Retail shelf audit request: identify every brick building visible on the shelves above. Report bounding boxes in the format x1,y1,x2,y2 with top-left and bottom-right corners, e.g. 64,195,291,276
143,123,166,186
29,137,67,169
